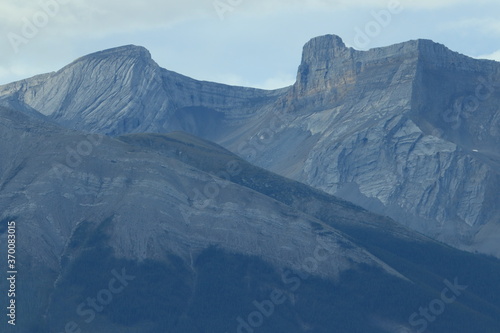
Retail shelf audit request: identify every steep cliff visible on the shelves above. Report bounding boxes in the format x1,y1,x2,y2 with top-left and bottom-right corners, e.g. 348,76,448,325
252,35,500,254
0,45,287,138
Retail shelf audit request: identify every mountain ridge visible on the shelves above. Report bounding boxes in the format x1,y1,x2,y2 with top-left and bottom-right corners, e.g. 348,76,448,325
1,34,499,257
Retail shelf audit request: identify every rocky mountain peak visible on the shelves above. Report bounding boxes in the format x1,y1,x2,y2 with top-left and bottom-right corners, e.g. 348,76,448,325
287,36,452,112
53,44,158,88
70,44,152,66
289,34,357,110
1,44,163,127
300,34,349,64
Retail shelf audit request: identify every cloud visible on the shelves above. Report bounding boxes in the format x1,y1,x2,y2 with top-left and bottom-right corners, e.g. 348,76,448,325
229,0,496,14
441,17,500,35
0,64,38,84
0,0,219,68
258,74,296,90
477,50,500,61
0,0,496,54
0,0,499,86
209,72,295,90
0,0,212,37
1,0,494,41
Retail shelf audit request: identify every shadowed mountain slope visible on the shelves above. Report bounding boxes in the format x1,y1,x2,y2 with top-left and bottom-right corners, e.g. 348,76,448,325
1,108,500,332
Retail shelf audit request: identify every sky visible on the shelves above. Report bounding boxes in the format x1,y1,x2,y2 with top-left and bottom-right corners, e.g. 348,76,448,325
1,0,499,89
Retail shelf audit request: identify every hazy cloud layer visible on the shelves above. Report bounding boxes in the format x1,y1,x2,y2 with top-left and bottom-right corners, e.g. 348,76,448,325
1,0,499,88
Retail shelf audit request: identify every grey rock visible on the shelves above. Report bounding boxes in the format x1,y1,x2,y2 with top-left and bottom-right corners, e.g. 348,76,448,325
1,35,499,257
2,106,500,332
0,106,410,282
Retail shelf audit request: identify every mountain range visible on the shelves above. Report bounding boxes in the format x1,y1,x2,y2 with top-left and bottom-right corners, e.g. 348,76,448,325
1,34,499,256
0,34,500,332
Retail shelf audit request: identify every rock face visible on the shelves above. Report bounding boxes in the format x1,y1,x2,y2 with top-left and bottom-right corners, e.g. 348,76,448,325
0,45,285,139
1,35,500,256
263,35,500,254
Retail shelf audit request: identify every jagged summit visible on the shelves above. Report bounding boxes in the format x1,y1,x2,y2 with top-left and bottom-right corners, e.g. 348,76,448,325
300,34,350,62
299,34,435,65
291,34,416,110
294,35,353,96
298,34,475,71
290,34,487,112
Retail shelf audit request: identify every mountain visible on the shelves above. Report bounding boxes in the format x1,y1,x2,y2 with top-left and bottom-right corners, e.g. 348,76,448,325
1,35,498,257
1,106,500,333
0,45,286,139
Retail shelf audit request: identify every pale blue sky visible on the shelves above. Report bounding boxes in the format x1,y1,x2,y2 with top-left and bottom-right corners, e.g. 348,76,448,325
1,0,499,89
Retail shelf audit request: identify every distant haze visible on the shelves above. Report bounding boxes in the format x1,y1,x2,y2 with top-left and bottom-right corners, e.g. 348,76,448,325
1,0,500,89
